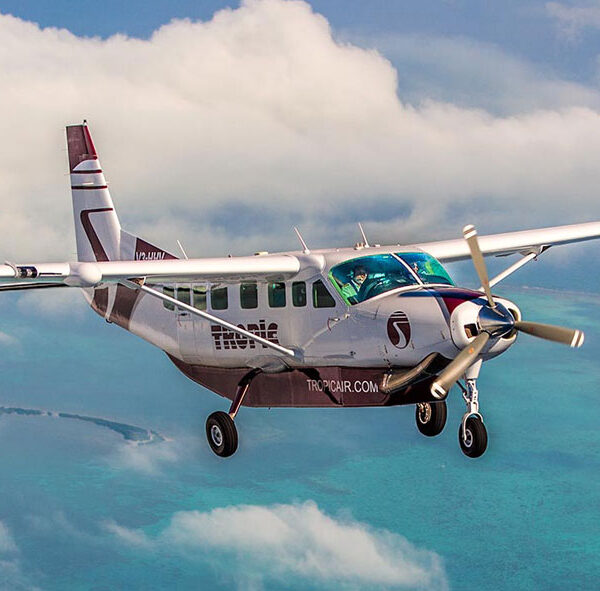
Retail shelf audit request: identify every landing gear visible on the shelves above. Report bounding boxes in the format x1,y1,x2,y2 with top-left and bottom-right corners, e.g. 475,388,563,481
415,401,447,437
205,368,261,458
457,363,488,458
458,415,487,458
206,411,238,457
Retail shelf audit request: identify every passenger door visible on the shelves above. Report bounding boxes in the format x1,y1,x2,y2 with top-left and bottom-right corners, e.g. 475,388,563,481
175,285,196,362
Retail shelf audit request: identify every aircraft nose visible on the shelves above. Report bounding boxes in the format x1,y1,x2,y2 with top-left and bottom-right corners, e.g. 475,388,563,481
449,297,521,349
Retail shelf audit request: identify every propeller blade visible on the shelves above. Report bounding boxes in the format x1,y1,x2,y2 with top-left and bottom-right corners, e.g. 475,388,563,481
463,224,495,308
514,321,585,348
430,332,490,399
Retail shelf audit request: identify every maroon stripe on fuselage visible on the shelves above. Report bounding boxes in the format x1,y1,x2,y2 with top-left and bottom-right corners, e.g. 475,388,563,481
91,287,109,317
108,284,143,330
439,289,483,316
167,356,441,408
71,169,103,175
398,286,483,320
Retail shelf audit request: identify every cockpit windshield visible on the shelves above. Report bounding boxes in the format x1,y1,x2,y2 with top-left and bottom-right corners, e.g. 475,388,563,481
396,252,454,286
329,252,454,305
329,254,419,305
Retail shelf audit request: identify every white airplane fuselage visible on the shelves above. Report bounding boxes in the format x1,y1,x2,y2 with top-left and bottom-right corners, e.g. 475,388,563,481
81,249,520,408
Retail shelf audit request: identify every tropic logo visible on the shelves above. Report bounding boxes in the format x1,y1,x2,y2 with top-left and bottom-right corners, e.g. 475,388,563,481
387,311,411,349
211,320,279,351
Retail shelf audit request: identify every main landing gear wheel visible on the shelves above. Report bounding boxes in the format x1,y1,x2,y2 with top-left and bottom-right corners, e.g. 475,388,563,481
415,401,447,437
458,415,487,458
206,411,238,457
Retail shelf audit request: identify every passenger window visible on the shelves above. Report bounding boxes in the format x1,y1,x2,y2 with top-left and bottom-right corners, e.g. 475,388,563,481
313,280,336,308
163,286,175,311
193,285,207,310
292,281,306,307
211,285,228,310
176,286,190,309
240,282,258,309
268,282,286,308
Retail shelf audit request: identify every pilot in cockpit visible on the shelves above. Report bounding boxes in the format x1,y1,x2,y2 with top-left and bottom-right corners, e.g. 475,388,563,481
340,265,369,301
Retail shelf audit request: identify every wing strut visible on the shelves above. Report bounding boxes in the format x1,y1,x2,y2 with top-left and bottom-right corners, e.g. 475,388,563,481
125,281,299,359
487,247,547,289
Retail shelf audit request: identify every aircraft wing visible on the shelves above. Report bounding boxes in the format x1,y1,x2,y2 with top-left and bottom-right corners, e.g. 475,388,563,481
412,221,600,262
0,255,302,290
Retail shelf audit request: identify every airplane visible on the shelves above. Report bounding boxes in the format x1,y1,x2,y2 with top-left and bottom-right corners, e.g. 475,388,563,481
1,122,598,459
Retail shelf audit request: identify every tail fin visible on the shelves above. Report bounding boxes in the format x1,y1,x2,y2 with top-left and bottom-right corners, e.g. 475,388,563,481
67,122,176,262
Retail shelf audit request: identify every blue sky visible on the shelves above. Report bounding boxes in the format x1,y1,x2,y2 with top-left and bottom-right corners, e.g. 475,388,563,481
3,0,600,80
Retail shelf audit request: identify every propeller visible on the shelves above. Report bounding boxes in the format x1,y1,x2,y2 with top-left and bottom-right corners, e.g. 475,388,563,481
431,332,489,399
463,224,495,308
513,320,584,348
430,224,585,399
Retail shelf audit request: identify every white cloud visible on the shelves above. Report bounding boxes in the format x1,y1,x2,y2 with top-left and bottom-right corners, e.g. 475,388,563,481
0,522,17,553
0,0,599,261
108,501,448,590
108,439,180,475
0,522,40,591
546,1,600,39
0,330,18,347
104,521,153,548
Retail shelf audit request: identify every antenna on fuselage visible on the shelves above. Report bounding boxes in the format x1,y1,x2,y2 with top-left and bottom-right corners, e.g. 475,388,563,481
294,227,310,254
176,240,189,260
358,222,370,248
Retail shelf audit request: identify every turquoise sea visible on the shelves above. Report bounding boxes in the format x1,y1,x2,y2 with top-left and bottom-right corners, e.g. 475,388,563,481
0,287,598,590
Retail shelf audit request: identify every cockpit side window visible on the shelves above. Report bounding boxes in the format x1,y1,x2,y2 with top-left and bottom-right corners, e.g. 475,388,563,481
397,253,454,286
329,254,419,305
312,280,336,308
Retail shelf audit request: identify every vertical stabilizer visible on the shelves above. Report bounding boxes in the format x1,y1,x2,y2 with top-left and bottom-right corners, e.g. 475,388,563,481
67,122,121,262
67,122,177,263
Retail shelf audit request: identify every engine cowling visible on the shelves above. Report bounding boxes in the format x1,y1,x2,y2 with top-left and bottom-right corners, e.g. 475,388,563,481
450,297,522,359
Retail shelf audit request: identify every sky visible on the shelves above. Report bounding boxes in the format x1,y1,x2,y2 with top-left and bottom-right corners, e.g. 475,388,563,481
0,2,599,590
0,0,600,270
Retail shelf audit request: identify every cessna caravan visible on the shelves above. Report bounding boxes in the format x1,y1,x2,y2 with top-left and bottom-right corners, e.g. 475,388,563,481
0,123,597,458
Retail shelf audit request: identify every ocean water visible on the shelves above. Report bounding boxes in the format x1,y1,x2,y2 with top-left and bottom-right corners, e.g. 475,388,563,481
0,287,597,590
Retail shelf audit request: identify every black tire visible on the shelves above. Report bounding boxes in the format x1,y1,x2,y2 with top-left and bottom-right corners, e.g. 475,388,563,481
415,401,447,437
458,415,488,458
206,411,238,457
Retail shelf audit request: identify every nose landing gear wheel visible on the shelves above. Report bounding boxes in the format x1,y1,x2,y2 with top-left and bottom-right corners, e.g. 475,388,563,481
415,401,447,437
458,415,487,458
206,411,238,457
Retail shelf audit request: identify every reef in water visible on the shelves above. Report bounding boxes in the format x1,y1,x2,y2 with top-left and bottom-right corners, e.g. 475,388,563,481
0,406,165,444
